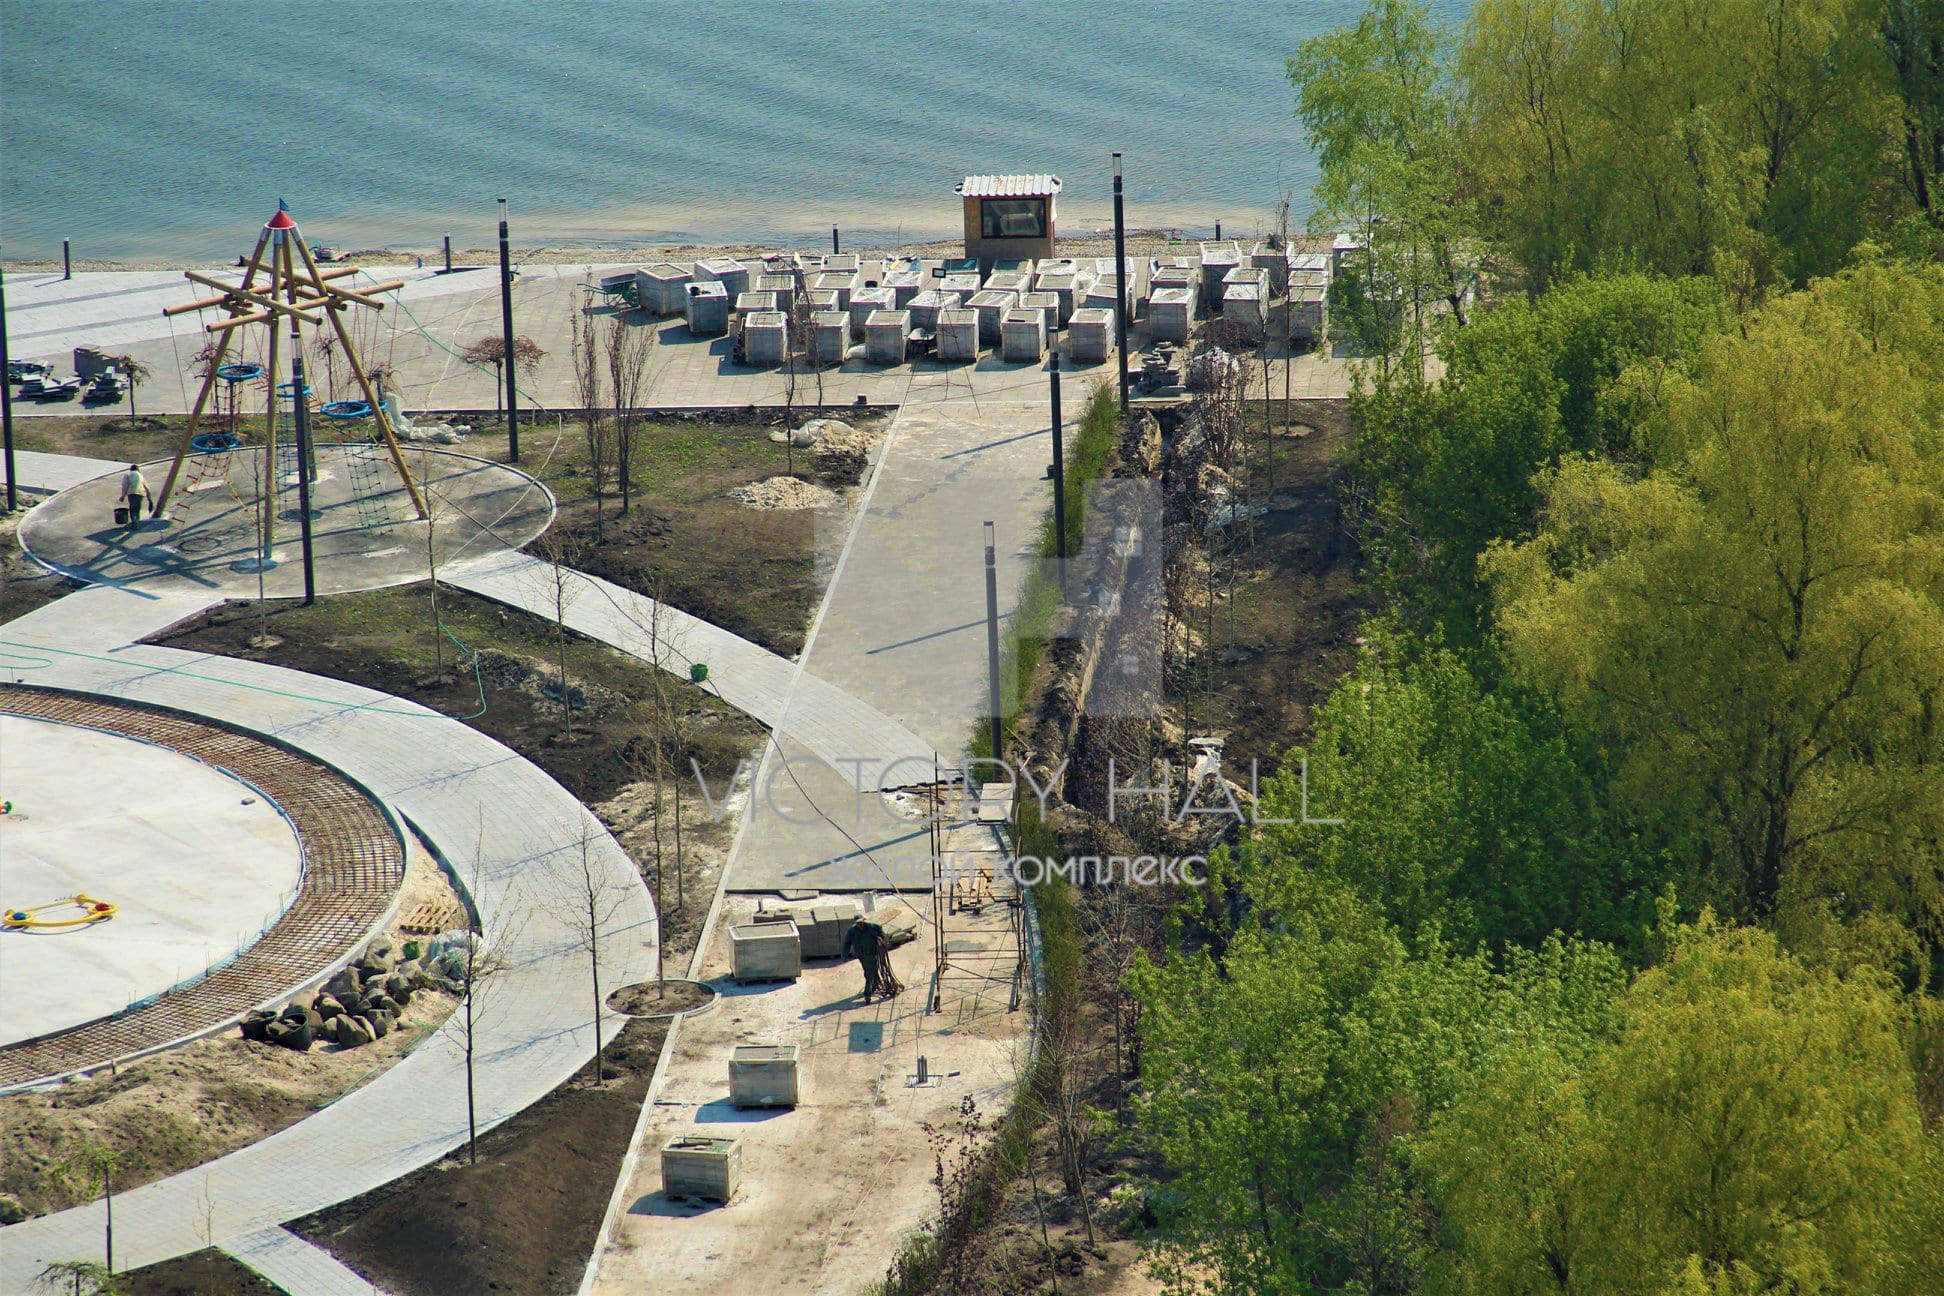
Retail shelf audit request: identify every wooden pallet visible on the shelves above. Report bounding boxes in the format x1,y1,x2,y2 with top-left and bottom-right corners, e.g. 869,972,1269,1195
398,899,464,936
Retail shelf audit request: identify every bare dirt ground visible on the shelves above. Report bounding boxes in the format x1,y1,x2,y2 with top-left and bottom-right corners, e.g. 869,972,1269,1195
291,1016,668,1296
1188,399,1363,762
124,1248,280,1295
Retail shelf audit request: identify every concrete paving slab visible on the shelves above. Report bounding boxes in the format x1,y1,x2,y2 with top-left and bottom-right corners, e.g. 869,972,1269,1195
590,888,1026,1296
9,448,124,496
5,265,1364,418
225,1224,392,1296
0,587,657,1290
0,714,304,1046
19,446,553,598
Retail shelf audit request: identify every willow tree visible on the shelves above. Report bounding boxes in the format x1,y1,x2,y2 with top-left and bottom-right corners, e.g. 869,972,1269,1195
1483,258,1944,956
1423,913,1944,1295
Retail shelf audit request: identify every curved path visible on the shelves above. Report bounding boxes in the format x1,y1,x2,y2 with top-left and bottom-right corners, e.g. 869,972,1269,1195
0,690,406,1090
444,548,936,784
0,585,659,1291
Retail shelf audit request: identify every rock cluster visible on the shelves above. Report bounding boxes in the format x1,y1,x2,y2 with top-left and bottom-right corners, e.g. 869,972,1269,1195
239,933,473,1053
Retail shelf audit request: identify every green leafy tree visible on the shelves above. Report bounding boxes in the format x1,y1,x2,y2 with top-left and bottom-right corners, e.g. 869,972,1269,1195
1483,259,1944,954
1290,0,1475,371
1131,869,1623,1294
1351,273,1727,638
1462,0,1897,288
1422,912,1944,1295
1249,630,1663,954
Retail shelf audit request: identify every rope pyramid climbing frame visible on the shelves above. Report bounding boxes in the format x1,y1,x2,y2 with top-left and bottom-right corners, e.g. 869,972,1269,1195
154,204,428,562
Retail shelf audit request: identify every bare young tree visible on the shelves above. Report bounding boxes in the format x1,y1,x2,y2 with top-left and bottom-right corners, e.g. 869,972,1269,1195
459,334,547,427
552,821,634,1086
604,314,655,515
571,300,614,540
110,355,152,422
535,530,581,741
447,837,511,1165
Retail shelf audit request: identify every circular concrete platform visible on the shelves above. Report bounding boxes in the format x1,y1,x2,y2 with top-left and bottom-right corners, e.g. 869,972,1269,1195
0,713,305,1048
20,445,555,598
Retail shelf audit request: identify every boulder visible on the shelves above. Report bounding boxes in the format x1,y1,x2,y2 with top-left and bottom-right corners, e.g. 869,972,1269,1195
367,993,399,1018
368,1009,393,1039
314,993,344,1021
239,1009,277,1042
265,1017,313,1051
384,973,414,1005
0,1194,30,1225
333,1015,374,1048
324,968,361,1000
361,936,399,968
337,991,368,1017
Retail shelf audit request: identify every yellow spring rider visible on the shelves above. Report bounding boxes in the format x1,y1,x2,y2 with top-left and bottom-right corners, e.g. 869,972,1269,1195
4,895,119,930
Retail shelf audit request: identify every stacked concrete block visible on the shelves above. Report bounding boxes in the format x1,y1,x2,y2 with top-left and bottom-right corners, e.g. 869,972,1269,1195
849,285,896,341
1199,241,1242,312
1223,281,1266,333
693,257,750,301
936,308,980,362
992,257,1036,276
1250,242,1288,294
685,281,729,336
729,1044,800,1108
755,272,796,316
1333,231,1366,279
1083,275,1123,316
941,271,981,295
825,253,860,273
908,289,963,333
742,310,788,366
1001,308,1048,363
735,290,779,318
984,269,1031,296
968,290,1018,345
806,288,841,315
634,263,692,316
1067,308,1116,363
812,270,858,310
1017,290,1060,337
811,311,849,366
731,920,801,981
865,309,911,365
886,268,924,309
1147,286,1196,343
662,1135,742,1202
1287,285,1328,343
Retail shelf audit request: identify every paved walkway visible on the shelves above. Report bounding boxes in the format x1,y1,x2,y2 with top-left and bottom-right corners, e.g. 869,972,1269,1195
223,1226,389,1296
4,263,1358,419
7,448,123,497
0,587,658,1292
444,548,935,785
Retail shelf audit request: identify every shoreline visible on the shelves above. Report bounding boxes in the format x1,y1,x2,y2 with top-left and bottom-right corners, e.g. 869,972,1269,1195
3,226,1324,276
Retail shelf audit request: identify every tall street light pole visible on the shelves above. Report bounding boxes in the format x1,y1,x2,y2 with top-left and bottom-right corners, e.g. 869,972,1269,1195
984,521,1004,763
498,198,520,464
1113,152,1131,413
1,251,17,512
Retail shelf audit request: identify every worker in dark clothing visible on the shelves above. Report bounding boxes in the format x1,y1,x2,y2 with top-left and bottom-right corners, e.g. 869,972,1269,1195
842,914,887,1001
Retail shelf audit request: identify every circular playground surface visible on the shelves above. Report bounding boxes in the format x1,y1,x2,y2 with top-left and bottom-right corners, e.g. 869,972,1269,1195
0,713,304,1049
19,445,555,599
0,691,406,1089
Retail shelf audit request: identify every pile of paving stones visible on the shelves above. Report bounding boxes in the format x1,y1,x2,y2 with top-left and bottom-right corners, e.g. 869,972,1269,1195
239,933,477,1052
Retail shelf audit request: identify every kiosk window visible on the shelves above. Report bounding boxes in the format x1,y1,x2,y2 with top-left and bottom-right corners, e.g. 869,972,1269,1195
982,198,1047,239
